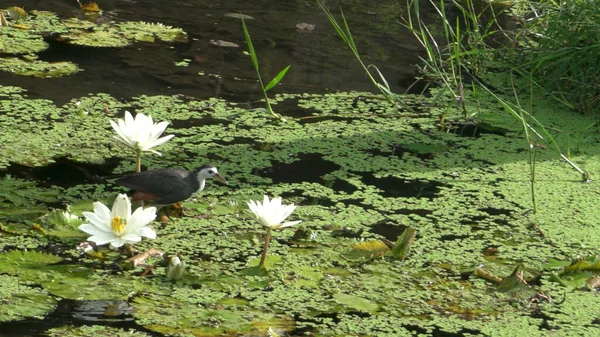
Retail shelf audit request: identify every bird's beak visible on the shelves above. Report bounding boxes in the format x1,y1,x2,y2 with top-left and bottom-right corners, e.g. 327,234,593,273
215,173,228,185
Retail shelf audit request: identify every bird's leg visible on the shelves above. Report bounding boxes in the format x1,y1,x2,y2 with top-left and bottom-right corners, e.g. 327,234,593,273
157,207,170,222
172,202,185,217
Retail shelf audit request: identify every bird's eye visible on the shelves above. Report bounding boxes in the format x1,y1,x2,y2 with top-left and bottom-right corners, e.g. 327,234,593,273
209,170,215,175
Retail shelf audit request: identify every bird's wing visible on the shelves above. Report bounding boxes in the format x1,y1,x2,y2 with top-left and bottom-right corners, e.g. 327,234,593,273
114,169,191,197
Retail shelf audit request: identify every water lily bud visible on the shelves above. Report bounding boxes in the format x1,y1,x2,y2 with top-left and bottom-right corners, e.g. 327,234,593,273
166,256,186,281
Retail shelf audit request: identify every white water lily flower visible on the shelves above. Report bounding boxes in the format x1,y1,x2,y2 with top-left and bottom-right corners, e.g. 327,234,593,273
79,194,157,249
110,110,174,155
247,195,302,230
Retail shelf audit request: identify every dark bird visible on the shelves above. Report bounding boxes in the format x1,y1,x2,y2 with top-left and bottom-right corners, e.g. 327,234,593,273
114,164,227,207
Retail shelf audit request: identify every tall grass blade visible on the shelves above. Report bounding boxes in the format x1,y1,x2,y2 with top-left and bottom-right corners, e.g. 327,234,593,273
241,18,259,70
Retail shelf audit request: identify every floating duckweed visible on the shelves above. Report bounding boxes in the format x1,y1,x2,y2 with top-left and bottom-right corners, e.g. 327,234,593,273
0,274,56,322
46,325,152,337
0,28,48,54
0,77,600,335
0,57,80,77
118,21,188,43
60,28,130,48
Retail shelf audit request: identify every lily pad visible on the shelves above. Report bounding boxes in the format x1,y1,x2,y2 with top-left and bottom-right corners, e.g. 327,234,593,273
333,293,379,314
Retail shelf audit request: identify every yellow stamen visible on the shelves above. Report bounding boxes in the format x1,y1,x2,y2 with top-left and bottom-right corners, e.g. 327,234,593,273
111,216,126,234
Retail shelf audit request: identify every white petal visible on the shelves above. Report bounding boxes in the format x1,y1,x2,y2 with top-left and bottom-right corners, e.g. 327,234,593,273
150,121,170,139
82,212,110,232
79,223,111,236
280,204,297,221
111,120,132,145
137,227,157,239
118,118,134,142
87,231,117,246
272,197,283,209
109,237,127,248
111,194,132,221
124,111,135,126
144,148,162,156
109,120,122,136
84,202,112,231
112,135,134,149
278,220,302,229
127,207,156,232
145,134,174,149
247,200,259,217
120,233,142,243
93,201,111,221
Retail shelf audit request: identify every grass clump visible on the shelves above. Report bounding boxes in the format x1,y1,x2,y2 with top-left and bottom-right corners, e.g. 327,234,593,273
516,0,600,115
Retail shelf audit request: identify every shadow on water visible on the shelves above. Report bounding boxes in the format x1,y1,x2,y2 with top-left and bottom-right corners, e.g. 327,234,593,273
4,158,122,188
358,172,446,199
0,299,163,337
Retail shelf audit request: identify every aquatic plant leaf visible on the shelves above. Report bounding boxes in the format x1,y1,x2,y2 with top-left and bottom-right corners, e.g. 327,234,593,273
81,2,101,13
264,65,291,92
551,271,595,288
342,240,390,261
0,176,61,205
6,6,28,22
0,251,63,276
387,227,416,260
241,18,258,70
333,293,379,313
0,274,56,322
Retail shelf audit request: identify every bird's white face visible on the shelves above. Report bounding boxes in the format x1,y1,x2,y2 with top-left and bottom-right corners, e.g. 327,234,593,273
199,166,218,179
197,167,228,185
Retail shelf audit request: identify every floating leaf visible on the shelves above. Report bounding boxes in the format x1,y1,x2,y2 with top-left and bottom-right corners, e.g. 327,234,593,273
7,6,28,23
334,293,379,313
387,227,416,260
210,39,239,48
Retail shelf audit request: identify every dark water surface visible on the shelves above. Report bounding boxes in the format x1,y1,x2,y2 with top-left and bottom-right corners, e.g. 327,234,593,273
0,0,427,105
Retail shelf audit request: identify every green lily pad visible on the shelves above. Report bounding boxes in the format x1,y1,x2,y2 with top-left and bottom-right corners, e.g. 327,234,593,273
333,293,379,314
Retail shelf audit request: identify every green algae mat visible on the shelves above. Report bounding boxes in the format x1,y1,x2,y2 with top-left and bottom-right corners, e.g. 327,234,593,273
1,81,600,336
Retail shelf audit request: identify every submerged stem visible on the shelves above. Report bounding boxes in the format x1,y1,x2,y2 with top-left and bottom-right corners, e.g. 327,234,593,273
259,228,272,268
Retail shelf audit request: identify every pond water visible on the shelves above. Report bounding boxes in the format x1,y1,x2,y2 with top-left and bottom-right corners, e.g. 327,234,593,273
0,0,427,105
4,1,600,336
